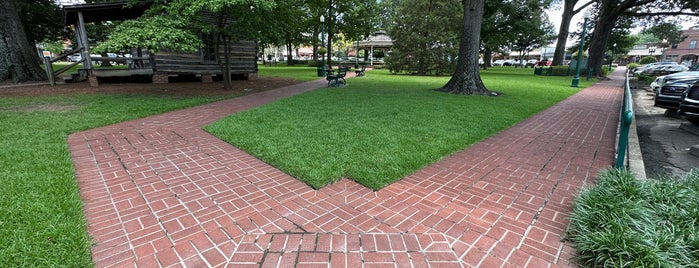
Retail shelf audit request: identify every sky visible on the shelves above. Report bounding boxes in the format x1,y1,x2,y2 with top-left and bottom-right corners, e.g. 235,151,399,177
545,6,698,39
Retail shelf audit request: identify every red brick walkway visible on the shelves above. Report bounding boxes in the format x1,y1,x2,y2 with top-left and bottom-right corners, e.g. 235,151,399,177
68,69,625,267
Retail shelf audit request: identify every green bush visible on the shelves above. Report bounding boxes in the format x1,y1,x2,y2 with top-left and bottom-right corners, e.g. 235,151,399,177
639,56,657,64
550,66,570,76
627,63,640,70
307,60,322,67
637,73,655,83
569,170,699,267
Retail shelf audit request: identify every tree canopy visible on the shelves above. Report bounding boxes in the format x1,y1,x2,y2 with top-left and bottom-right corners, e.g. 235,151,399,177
385,0,462,75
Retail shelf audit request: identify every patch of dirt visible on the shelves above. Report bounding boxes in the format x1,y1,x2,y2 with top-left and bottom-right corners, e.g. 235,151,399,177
0,76,303,98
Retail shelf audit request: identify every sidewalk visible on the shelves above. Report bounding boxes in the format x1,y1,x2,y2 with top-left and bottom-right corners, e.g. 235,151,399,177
68,69,624,267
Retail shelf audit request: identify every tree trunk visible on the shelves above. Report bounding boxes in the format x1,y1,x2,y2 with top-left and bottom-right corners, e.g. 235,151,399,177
0,0,46,82
483,47,492,69
552,0,576,66
588,1,620,77
223,35,232,89
286,37,293,65
437,0,492,95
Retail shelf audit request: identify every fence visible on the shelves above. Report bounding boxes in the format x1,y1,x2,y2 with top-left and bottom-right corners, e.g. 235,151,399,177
615,70,634,169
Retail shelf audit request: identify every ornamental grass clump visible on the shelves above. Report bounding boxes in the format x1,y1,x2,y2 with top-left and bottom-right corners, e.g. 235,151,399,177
568,169,699,267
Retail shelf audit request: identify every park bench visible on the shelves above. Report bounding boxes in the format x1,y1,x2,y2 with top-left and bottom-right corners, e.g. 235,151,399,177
354,65,366,77
326,67,347,87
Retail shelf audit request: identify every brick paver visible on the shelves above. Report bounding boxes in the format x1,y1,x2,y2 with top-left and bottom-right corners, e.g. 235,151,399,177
68,69,625,267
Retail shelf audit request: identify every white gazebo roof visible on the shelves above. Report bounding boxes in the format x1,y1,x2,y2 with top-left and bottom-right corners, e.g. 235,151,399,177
357,31,393,48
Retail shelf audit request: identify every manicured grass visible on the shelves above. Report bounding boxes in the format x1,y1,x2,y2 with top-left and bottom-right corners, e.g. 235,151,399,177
0,93,233,267
568,169,699,267
205,67,595,189
0,66,594,266
257,65,322,81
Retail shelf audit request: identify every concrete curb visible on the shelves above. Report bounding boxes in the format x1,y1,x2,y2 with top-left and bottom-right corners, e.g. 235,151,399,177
628,112,647,179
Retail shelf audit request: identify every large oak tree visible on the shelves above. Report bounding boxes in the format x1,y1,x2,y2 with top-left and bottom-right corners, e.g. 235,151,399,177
438,0,494,95
0,0,49,82
587,0,699,76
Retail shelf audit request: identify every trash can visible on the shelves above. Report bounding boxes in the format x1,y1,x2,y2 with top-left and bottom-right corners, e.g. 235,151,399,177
534,67,542,75
317,66,326,77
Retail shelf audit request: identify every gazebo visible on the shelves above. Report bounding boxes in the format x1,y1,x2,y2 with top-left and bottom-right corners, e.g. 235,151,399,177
356,31,393,66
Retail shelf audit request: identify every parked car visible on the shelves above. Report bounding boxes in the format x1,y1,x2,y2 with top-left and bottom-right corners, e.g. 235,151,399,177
503,59,515,66
493,60,505,66
640,64,688,76
633,61,679,75
678,81,699,125
654,77,699,111
536,60,552,66
68,53,82,62
650,70,699,93
526,59,538,67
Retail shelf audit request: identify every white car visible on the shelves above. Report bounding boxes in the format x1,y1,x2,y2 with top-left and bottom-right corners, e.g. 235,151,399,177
493,60,505,66
650,76,665,93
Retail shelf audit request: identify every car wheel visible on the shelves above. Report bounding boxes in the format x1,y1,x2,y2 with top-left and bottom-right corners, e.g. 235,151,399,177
687,118,699,126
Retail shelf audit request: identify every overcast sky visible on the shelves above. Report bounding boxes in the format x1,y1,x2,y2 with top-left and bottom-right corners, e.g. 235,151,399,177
546,6,698,38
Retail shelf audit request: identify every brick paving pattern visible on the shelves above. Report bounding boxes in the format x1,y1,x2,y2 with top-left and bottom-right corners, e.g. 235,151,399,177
68,69,625,267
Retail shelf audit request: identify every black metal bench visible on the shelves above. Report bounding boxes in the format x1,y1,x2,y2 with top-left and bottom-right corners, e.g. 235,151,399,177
326,67,347,87
354,65,366,77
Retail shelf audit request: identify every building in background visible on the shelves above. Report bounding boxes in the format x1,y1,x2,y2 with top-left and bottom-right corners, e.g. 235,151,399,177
662,25,699,66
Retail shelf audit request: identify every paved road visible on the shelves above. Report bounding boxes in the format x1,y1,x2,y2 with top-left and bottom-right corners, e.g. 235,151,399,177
632,86,699,178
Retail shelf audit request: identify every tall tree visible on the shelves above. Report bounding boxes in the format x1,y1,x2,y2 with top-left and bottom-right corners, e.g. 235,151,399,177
480,0,554,68
550,0,595,66
437,0,494,95
641,23,687,50
0,0,47,82
510,6,557,65
17,0,63,46
587,0,699,76
385,0,462,75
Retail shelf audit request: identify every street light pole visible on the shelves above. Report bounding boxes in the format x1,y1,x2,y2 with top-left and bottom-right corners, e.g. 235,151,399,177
571,15,588,87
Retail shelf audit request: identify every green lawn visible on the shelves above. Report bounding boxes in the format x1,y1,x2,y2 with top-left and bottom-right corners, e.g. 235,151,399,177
205,67,595,189
569,169,699,267
0,93,234,267
0,66,594,266
257,65,323,81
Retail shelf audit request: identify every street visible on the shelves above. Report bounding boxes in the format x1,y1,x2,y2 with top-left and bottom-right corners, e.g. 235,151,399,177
632,86,699,178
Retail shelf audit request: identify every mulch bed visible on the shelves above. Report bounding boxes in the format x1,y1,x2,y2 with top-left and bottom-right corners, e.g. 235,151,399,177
0,76,303,98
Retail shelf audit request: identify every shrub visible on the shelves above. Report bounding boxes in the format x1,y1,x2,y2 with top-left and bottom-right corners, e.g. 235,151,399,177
639,56,657,64
550,66,570,76
627,63,640,70
637,73,655,83
307,60,322,67
569,170,699,267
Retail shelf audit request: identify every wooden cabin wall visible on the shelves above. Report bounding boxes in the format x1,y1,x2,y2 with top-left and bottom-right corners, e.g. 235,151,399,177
152,40,257,76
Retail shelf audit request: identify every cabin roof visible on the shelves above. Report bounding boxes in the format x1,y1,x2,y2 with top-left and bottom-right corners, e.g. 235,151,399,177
64,1,152,25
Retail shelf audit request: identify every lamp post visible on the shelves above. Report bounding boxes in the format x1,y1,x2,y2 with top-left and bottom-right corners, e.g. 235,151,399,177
609,43,616,71
320,15,325,67
571,15,589,87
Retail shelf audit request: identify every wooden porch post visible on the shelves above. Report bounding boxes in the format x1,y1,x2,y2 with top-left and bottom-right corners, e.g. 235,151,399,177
76,11,93,70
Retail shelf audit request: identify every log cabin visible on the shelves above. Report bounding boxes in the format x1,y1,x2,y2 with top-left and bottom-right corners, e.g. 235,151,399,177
62,1,258,86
